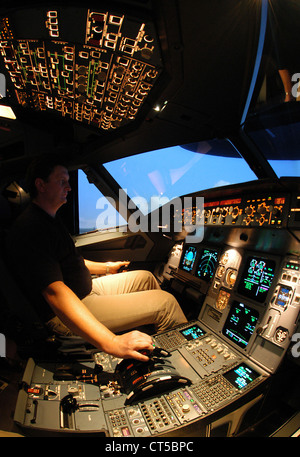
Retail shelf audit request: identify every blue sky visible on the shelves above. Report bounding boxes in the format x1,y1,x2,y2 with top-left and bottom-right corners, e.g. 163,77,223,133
78,145,300,232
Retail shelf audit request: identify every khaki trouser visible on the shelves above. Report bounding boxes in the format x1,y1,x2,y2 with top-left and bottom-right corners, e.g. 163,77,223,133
82,270,187,333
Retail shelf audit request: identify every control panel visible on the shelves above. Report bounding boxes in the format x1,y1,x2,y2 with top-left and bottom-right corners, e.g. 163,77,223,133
0,7,162,132
14,322,267,437
13,179,300,437
174,193,289,228
169,178,300,234
172,245,299,373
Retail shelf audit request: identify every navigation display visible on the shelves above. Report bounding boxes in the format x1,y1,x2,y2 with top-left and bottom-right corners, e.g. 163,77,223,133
195,248,218,282
237,256,276,303
179,245,197,272
223,363,260,390
222,301,259,349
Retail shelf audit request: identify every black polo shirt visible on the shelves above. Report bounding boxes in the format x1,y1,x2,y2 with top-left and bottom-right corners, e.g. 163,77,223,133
7,203,92,322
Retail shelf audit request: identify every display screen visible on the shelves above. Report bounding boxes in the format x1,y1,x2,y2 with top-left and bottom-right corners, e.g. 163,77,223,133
223,363,260,390
179,245,197,272
275,285,292,308
237,256,276,303
195,248,218,282
180,324,206,340
222,301,259,349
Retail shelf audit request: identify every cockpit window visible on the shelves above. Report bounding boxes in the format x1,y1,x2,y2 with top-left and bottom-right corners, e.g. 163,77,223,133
103,139,257,215
78,169,127,233
242,0,300,177
78,140,256,233
246,0,300,115
245,120,300,178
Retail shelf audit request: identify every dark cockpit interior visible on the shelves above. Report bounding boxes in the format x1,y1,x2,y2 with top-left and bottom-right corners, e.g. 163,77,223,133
0,0,300,439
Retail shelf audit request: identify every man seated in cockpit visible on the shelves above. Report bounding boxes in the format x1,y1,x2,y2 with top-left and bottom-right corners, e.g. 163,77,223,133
7,154,187,361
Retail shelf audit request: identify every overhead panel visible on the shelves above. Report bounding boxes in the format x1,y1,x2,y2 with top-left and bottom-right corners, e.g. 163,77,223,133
0,7,162,131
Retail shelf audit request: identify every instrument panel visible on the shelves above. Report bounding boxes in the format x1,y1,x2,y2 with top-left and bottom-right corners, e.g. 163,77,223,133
174,192,290,228
13,178,300,437
14,247,300,437
174,242,300,372
14,321,267,437
0,7,162,132
166,179,300,374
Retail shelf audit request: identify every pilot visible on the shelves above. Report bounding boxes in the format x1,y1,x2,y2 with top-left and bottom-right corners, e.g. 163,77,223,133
7,154,187,361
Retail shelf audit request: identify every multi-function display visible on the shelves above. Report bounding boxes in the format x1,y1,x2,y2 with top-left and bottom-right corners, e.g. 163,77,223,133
237,256,276,303
179,323,206,340
222,301,259,349
179,245,218,282
195,248,218,282
223,363,260,390
179,246,197,272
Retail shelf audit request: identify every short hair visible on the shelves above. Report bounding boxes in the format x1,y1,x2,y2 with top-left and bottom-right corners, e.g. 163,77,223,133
26,154,68,199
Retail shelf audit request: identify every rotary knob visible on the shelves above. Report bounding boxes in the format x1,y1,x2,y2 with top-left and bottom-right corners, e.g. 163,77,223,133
257,204,268,216
272,206,282,217
231,207,239,217
226,269,237,286
245,206,253,216
182,404,191,413
221,208,228,219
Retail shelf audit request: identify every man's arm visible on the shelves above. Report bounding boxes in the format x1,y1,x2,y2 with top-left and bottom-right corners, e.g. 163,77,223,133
84,259,130,275
42,280,152,361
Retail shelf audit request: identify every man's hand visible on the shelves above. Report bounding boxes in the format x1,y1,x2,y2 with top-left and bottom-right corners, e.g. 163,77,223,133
111,330,154,361
107,261,130,274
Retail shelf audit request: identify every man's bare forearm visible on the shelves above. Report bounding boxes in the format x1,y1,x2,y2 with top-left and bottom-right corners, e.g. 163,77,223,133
84,259,130,275
42,281,152,360
43,281,116,350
